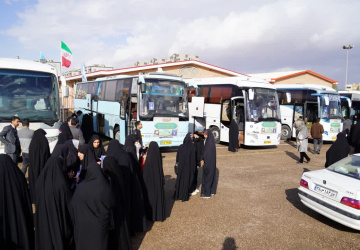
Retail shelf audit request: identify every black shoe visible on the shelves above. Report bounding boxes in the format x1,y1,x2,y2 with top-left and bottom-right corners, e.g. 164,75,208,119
306,159,311,163
317,151,320,154
296,161,303,164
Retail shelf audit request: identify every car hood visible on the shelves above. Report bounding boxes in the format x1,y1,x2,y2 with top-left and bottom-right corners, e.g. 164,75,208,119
302,169,360,201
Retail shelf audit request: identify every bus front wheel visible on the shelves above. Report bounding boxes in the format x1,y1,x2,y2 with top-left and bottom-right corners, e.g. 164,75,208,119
113,126,120,141
281,125,291,140
209,126,220,144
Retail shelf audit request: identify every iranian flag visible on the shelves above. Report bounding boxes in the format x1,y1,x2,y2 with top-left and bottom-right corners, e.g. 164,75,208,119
61,41,72,68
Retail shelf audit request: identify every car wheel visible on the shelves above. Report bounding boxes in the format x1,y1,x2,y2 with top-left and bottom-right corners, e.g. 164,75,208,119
281,125,291,140
209,126,220,144
113,126,120,141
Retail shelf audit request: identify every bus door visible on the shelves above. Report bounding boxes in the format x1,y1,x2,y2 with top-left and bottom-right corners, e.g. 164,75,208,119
129,96,137,135
220,99,231,142
220,97,244,143
231,97,245,144
305,101,318,130
292,103,304,137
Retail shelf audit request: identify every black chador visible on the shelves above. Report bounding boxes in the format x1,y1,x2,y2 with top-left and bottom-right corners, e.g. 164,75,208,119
143,141,166,221
103,156,131,250
174,133,197,201
201,130,217,197
325,132,350,168
228,119,239,152
34,156,74,250
70,162,115,250
0,154,34,250
28,129,51,203
123,135,147,233
88,134,106,160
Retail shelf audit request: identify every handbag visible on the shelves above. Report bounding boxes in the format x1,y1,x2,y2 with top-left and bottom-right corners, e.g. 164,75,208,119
174,162,179,175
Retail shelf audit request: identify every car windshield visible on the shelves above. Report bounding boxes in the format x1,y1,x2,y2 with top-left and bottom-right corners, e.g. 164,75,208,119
140,80,188,120
321,94,341,119
0,69,59,124
246,88,280,122
327,155,360,180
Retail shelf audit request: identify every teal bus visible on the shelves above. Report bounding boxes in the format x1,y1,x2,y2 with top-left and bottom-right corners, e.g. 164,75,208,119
74,73,189,147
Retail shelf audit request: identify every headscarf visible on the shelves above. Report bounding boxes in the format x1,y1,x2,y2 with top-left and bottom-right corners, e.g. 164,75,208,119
174,133,197,201
70,162,115,250
34,156,73,249
201,130,217,197
56,132,71,146
64,140,80,173
103,156,130,250
143,141,166,221
59,124,73,140
28,129,50,203
0,154,34,250
325,132,350,168
78,144,96,180
88,134,106,160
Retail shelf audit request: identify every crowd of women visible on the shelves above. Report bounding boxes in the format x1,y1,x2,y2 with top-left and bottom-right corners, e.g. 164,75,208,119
1,119,217,249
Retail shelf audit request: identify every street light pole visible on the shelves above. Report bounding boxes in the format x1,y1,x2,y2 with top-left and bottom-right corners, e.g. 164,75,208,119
342,44,354,86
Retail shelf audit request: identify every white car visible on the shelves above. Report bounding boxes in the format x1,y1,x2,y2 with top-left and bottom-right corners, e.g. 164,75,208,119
298,155,360,230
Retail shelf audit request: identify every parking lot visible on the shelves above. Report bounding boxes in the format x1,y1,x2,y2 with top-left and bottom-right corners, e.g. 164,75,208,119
125,140,360,249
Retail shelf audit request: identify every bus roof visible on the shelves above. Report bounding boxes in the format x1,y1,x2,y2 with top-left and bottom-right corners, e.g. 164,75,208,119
184,76,275,89
0,58,58,76
275,83,337,93
95,72,184,82
339,90,360,101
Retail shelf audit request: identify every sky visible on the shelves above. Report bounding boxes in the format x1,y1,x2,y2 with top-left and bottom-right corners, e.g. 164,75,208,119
1,0,360,90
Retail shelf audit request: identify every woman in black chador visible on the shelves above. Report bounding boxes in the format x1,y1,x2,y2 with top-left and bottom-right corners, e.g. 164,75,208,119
201,130,217,198
77,144,96,182
123,135,148,233
103,156,131,250
228,119,239,152
70,162,115,250
34,156,74,250
88,134,106,161
0,154,34,250
325,131,350,168
174,133,197,201
80,114,94,143
28,128,51,203
143,141,166,221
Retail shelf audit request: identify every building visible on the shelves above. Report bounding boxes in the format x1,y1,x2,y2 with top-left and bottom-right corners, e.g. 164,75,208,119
63,64,114,77
249,70,338,88
345,83,360,90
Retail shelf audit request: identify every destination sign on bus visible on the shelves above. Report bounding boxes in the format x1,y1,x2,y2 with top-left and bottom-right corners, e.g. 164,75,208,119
153,117,179,137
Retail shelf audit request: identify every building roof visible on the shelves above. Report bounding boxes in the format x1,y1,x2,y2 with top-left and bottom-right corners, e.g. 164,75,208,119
65,60,248,81
249,70,338,85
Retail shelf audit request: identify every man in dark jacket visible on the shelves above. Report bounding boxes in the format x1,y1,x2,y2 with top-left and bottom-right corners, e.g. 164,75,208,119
0,116,21,164
134,121,143,147
310,118,324,154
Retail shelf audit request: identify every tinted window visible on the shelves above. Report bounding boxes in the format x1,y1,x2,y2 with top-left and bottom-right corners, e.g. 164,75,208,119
104,80,117,101
75,83,89,99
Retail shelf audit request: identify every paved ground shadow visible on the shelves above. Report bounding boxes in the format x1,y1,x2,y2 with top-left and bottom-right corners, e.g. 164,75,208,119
164,174,176,218
222,237,238,250
285,188,358,233
285,151,299,161
131,220,154,250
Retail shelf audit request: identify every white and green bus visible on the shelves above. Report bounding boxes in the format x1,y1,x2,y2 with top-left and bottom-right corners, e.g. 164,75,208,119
186,76,282,146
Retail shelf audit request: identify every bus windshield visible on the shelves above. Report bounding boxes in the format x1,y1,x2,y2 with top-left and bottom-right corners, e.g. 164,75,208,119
0,69,59,124
140,80,188,120
246,88,280,122
321,94,341,119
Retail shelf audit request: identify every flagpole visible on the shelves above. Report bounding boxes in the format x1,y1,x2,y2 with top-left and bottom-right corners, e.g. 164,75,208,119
60,41,65,122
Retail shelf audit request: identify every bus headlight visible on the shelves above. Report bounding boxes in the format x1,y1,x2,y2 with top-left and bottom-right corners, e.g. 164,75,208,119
330,128,333,132
277,133,281,139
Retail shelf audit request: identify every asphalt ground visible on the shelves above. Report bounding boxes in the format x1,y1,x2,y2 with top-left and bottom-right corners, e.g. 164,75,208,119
120,140,360,250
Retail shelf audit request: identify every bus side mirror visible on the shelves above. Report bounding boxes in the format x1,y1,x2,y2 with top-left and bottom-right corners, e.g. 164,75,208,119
140,83,146,93
324,96,329,106
286,92,291,103
248,89,254,100
62,86,69,98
